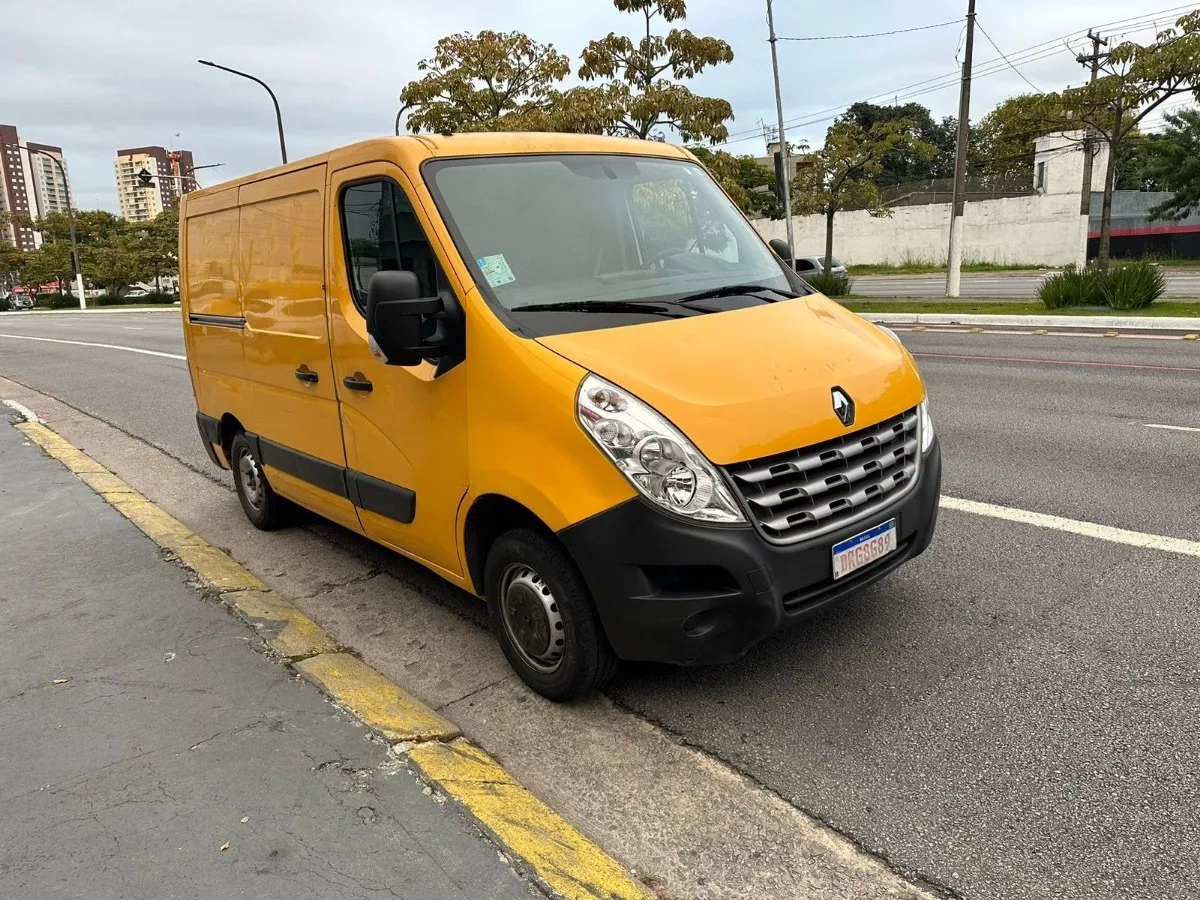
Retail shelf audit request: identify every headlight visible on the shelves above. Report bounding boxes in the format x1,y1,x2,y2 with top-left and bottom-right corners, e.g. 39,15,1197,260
919,399,934,453
577,374,745,524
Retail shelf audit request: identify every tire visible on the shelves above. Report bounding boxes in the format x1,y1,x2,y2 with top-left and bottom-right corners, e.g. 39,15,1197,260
485,528,617,701
230,432,292,530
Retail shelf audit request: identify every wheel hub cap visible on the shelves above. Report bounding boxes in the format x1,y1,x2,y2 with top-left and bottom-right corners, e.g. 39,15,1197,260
499,564,564,674
238,452,265,512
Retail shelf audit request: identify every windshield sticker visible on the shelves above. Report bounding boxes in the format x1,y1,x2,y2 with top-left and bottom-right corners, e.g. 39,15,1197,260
477,254,516,288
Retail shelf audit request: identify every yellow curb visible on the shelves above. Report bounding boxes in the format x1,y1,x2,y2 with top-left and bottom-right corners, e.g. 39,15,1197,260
223,589,341,660
410,741,655,900
295,653,459,743
13,413,653,898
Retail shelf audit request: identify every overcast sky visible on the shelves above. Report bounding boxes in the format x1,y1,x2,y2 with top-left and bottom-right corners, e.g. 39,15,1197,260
6,0,1195,211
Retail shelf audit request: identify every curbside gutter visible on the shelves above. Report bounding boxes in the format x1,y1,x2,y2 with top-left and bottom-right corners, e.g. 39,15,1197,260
861,312,1200,332
8,407,655,900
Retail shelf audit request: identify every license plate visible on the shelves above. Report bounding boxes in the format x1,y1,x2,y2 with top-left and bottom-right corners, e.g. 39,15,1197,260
832,519,897,580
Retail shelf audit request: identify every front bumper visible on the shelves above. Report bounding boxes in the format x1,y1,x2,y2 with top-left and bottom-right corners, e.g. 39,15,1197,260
559,438,942,665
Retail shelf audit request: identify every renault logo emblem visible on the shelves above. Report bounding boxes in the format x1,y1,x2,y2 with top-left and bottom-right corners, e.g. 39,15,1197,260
832,387,855,427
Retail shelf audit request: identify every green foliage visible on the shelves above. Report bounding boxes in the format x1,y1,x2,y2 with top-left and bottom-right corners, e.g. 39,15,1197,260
398,31,572,133
1038,264,1103,308
1114,130,1170,190
1145,109,1200,221
19,243,73,290
36,292,77,309
1100,260,1166,309
975,93,1069,184
81,238,151,296
576,0,734,143
836,102,961,184
804,272,853,297
1038,261,1166,310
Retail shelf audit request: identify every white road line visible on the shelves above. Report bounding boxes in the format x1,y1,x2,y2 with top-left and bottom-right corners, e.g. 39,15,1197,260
121,326,144,330
941,496,1200,558
1145,423,1200,433
0,333,186,360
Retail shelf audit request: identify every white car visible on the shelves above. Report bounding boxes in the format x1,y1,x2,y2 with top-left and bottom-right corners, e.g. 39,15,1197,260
124,288,150,299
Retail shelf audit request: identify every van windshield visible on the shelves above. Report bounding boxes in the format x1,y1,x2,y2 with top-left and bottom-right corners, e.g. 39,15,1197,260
425,154,801,331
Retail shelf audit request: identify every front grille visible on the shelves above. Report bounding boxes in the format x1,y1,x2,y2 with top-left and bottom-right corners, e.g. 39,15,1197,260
724,408,920,544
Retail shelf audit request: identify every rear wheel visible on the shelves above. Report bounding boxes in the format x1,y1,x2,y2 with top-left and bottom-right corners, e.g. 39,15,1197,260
230,432,292,530
485,528,617,701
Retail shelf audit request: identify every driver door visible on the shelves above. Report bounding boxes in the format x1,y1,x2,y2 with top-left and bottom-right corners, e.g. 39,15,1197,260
326,163,469,581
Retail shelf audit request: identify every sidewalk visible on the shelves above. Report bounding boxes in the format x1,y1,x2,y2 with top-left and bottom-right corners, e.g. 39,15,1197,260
0,419,537,900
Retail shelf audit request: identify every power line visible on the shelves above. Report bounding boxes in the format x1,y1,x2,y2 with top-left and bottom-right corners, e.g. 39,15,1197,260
776,20,961,41
718,4,1198,150
976,20,1044,93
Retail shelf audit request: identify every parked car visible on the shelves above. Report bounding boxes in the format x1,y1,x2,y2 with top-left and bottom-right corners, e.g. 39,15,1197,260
4,293,34,311
793,256,849,281
124,288,150,299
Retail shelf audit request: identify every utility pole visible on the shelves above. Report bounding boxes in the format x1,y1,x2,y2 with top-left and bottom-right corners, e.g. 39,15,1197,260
766,0,795,268
945,0,976,298
1075,30,1108,267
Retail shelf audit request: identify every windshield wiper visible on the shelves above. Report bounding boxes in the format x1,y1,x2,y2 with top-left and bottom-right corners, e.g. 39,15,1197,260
672,284,800,305
510,300,688,317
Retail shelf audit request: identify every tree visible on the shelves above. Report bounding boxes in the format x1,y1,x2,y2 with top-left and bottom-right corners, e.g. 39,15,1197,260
576,0,734,143
136,208,180,292
1144,108,1200,220
0,241,22,286
35,209,127,247
837,101,959,183
19,243,72,293
399,31,571,133
1054,11,1200,269
793,121,936,273
688,147,784,218
975,93,1069,185
82,238,149,297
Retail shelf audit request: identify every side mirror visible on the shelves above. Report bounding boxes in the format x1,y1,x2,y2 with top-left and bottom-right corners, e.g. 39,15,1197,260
365,270,445,367
769,238,795,268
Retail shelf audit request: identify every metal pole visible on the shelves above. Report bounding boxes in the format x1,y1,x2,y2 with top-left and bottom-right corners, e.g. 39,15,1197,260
32,150,87,310
198,60,287,164
1076,30,1107,267
766,0,795,269
945,0,976,298
395,104,410,136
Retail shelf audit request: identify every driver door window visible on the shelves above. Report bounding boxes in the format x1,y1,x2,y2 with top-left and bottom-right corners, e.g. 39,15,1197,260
340,180,440,311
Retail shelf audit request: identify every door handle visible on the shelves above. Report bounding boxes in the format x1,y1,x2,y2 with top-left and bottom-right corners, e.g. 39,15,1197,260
294,366,319,384
343,374,373,393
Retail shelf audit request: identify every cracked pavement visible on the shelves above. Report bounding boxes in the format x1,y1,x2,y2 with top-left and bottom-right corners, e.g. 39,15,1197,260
0,421,539,900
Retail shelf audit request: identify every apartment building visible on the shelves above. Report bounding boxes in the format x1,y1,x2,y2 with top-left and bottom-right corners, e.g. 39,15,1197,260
115,146,198,222
0,123,74,250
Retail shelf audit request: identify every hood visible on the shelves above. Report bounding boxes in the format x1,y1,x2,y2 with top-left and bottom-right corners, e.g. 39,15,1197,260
537,295,925,465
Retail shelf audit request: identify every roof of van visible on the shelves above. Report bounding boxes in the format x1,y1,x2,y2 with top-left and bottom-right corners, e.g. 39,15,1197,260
183,133,694,203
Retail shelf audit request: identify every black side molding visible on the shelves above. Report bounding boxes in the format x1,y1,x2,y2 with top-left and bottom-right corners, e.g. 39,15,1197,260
188,313,247,329
242,432,417,526
195,412,225,468
258,437,350,499
347,471,416,524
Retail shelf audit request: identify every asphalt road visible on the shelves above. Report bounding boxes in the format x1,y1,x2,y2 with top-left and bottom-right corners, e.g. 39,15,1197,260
2,310,1199,900
854,270,1200,298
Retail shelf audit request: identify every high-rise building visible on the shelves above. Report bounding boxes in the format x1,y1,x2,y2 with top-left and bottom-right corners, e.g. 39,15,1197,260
115,146,198,223
0,123,74,251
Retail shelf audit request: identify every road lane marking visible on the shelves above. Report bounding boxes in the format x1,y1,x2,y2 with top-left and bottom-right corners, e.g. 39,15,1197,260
1145,423,1200,433
0,332,185,360
9,410,651,900
915,351,1200,373
941,496,1200,558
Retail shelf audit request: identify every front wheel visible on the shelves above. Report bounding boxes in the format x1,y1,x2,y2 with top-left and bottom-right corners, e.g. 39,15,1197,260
485,529,617,701
230,432,293,530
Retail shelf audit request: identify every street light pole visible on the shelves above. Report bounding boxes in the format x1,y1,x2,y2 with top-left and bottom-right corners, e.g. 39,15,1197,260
198,60,288,164
766,0,795,269
394,103,410,136
945,0,977,298
32,149,87,310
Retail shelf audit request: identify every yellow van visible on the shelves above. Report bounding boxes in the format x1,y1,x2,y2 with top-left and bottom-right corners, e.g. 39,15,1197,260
181,133,941,700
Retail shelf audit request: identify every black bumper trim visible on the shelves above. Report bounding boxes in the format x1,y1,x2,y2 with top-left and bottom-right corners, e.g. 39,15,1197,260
559,438,942,666
195,412,225,468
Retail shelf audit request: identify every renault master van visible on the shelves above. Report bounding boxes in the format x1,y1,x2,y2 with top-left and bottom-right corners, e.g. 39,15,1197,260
181,133,941,701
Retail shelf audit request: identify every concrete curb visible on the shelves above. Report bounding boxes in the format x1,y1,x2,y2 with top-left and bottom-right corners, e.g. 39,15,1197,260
0,306,178,316
11,410,654,900
861,312,1200,332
